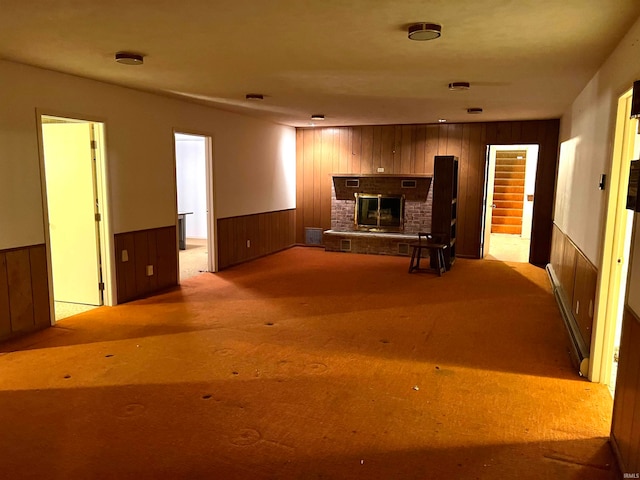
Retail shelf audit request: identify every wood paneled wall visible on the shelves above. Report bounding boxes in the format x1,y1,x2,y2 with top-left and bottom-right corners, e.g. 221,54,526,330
114,226,178,303
296,120,560,265
550,224,598,353
217,209,296,270
611,307,640,474
0,244,51,341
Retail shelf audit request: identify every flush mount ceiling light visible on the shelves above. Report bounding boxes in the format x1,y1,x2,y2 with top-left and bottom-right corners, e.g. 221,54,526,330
449,82,470,90
115,52,144,65
311,114,325,121
407,23,442,41
467,107,483,114
245,93,264,101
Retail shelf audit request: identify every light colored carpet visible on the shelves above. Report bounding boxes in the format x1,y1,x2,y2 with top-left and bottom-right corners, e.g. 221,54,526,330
0,248,617,479
486,233,531,263
180,237,209,280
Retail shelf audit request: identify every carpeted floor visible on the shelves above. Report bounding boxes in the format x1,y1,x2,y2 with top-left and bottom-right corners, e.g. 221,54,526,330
0,247,616,479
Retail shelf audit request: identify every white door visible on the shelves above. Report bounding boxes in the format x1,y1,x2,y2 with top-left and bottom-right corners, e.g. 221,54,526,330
43,123,102,305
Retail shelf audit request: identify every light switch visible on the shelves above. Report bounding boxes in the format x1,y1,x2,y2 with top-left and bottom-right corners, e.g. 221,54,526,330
122,250,129,262
146,265,154,276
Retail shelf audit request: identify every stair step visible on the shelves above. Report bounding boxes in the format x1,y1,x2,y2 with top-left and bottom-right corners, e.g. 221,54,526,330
491,215,523,225
495,172,526,180
494,200,524,209
496,164,526,172
492,224,522,234
493,193,523,202
494,186,525,194
494,178,525,187
493,208,523,217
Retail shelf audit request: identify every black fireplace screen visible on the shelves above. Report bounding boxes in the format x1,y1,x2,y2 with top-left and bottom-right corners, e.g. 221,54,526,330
355,194,404,231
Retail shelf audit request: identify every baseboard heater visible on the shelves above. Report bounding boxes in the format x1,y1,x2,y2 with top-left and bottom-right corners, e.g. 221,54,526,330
546,264,590,377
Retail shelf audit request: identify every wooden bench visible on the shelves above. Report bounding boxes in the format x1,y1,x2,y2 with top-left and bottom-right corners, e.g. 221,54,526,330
408,233,447,276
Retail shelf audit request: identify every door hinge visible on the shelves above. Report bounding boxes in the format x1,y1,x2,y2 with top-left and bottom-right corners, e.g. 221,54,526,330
95,213,101,221
90,140,98,150
98,282,105,291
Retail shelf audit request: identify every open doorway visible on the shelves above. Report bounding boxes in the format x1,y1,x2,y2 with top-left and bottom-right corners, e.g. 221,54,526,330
591,88,638,393
39,115,112,320
482,145,539,263
174,132,215,280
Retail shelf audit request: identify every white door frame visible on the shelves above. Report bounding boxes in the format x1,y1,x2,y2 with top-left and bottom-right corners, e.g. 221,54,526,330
590,88,637,383
172,129,217,280
36,110,115,324
481,144,539,258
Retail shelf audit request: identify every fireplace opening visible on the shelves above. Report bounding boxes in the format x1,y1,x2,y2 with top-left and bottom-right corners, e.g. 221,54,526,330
354,193,404,232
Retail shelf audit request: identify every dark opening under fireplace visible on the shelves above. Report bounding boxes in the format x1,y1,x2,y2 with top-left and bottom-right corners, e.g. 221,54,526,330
354,193,404,232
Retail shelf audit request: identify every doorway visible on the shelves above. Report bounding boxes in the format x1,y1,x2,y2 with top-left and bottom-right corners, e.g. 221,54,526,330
482,145,539,263
174,132,215,280
591,88,638,392
39,115,112,320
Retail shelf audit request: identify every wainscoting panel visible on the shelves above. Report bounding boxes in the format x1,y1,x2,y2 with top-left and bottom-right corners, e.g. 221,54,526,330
114,226,178,303
0,244,51,341
611,307,640,474
217,209,296,270
547,223,598,373
296,120,560,266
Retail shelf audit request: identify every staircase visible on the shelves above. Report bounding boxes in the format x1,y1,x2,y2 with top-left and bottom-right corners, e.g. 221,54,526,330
491,151,526,235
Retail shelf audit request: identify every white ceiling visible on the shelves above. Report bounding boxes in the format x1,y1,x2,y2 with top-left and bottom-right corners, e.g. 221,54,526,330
2,0,639,127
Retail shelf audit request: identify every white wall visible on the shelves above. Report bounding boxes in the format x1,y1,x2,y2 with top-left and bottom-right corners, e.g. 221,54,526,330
0,60,296,251
557,15,640,265
175,134,207,239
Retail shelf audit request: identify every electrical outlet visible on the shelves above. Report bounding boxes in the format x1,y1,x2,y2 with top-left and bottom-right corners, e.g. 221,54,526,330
122,250,129,262
377,167,385,173
146,265,154,276
247,239,251,248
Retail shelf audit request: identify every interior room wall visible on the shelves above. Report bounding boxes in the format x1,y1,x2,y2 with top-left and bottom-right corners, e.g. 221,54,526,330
0,59,296,252
175,134,207,239
557,15,640,266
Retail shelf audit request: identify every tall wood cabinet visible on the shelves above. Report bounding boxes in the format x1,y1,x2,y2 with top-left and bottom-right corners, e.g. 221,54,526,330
432,155,458,269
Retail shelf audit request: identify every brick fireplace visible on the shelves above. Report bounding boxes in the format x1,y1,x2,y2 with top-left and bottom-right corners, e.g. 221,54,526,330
324,174,433,255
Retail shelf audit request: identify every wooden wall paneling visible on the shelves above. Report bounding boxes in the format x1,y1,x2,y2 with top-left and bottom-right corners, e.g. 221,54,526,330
350,127,362,174
550,224,564,272
295,129,305,244
413,125,427,174
399,126,412,173
530,120,560,266
156,226,177,289
116,232,137,303
0,252,11,338
6,249,34,333
360,126,374,174
302,129,315,237
496,122,513,144
29,245,51,329
320,128,333,232
458,127,486,258
371,126,383,171
521,120,542,144
484,122,498,145
511,121,523,140
312,129,323,229
147,229,159,292
446,124,464,159
572,252,597,349
337,127,350,173
612,309,640,472
134,230,150,296
560,236,578,304
457,124,472,256
424,125,440,173
380,125,395,173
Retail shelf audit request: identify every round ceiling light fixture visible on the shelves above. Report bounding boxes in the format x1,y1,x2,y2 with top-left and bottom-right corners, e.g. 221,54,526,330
407,23,442,41
115,52,144,65
311,114,325,121
245,93,264,101
467,107,483,114
449,82,470,90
